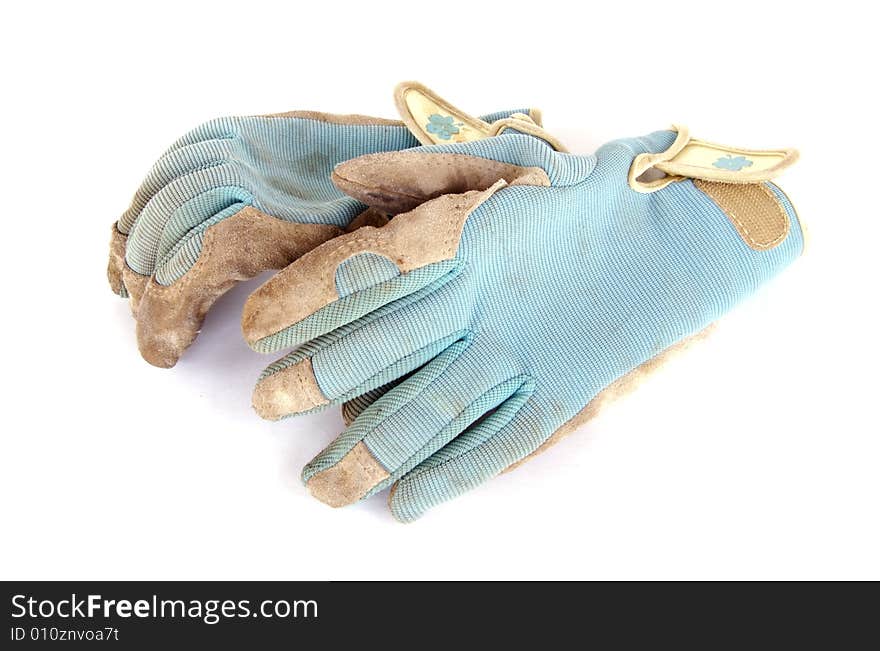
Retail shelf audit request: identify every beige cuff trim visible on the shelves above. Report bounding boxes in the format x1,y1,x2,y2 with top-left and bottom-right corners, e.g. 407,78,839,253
490,116,569,153
394,80,567,152
629,125,799,193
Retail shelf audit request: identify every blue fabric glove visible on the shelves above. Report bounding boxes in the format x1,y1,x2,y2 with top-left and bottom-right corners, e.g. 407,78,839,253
107,107,529,367
241,127,804,521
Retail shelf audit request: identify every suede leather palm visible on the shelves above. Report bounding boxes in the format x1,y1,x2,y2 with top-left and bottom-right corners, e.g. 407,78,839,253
107,107,525,367
241,129,804,522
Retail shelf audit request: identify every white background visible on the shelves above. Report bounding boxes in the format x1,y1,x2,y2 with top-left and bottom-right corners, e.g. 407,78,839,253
1,0,877,580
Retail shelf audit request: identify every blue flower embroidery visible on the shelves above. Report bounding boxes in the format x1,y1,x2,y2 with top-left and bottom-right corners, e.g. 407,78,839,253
713,154,754,171
425,114,462,140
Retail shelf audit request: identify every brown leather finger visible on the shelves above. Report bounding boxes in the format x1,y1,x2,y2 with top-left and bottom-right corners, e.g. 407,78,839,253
107,223,128,296
134,207,343,368
122,265,150,316
504,326,716,473
332,150,550,214
242,183,505,349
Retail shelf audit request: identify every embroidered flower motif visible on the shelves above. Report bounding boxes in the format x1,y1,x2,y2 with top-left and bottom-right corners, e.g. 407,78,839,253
713,154,754,171
425,114,462,140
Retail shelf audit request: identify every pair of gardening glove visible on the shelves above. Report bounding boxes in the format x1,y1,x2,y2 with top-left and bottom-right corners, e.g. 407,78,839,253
109,82,804,521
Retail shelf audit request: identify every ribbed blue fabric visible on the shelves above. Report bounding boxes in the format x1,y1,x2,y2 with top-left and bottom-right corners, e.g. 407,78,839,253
341,383,395,425
277,130,803,521
118,109,527,287
252,260,462,356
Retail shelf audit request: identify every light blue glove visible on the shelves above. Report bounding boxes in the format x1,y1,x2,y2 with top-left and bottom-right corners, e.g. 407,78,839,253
241,127,804,521
107,106,529,367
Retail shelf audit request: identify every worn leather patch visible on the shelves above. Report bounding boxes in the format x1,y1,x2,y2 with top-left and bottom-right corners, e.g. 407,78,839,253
306,441,390,508
695,180,790,250
253,357,330,420
242,181,507,345
107,224,129,296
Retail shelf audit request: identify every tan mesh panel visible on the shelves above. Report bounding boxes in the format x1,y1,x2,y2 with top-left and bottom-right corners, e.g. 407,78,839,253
694,180,790,250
